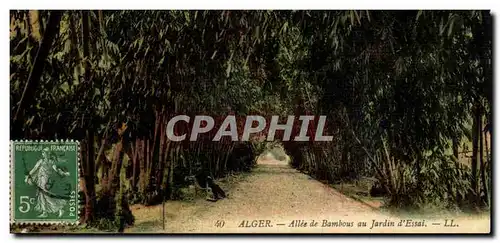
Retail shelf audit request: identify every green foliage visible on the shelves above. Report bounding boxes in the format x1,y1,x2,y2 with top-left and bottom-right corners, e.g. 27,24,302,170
388,152,472,211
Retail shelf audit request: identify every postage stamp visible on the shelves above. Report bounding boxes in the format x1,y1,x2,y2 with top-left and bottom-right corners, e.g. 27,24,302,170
10,140,80,225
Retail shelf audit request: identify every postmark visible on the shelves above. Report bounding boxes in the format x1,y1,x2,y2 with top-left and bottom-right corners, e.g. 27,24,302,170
10,140,80,225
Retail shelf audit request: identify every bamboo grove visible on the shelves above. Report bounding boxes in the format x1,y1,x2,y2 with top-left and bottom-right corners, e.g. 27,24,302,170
10,10,492,229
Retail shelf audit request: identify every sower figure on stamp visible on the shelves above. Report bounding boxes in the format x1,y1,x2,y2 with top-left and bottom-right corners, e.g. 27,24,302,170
24,147,70,218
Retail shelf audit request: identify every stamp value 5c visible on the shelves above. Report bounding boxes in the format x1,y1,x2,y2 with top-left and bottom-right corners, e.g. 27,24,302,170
10,140,80,225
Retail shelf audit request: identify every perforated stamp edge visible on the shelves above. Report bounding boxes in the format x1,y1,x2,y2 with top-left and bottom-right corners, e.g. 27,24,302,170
10,140,81,226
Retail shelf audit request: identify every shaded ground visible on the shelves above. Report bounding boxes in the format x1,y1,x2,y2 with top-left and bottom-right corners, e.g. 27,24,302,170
124,157,490,234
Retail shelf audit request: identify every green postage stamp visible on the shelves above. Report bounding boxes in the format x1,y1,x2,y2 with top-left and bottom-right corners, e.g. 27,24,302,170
10,140,80,225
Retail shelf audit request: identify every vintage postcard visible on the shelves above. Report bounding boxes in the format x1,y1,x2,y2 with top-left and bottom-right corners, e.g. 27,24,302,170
9,10,492,234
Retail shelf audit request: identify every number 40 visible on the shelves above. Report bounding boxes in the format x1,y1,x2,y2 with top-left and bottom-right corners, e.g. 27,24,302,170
18,196,35,213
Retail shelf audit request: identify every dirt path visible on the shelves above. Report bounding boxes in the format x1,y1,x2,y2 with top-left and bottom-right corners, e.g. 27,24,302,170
125,158,490,234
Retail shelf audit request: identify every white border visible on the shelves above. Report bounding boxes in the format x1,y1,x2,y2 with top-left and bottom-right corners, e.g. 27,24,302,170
2,1,499,10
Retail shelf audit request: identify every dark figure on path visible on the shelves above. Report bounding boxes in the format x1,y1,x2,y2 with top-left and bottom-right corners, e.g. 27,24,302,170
207,176,227,201
369,181,388,197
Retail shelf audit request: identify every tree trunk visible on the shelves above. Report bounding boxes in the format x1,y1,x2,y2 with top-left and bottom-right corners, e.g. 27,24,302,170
99,136,130,225
104,137,126,198
452,134,459,160
341,142,349,176
131,138,140,191
37,10,45,36
480,118,488,207
167,143,178,199
144,138,150,191
148,112,161,192
80,10,96,224
139,139,147,194
13,10,62,137
381,135,396,195
156,113,167,192
160,140,172,193
484,129,490,162
82,130,96,224
471,103,481,208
